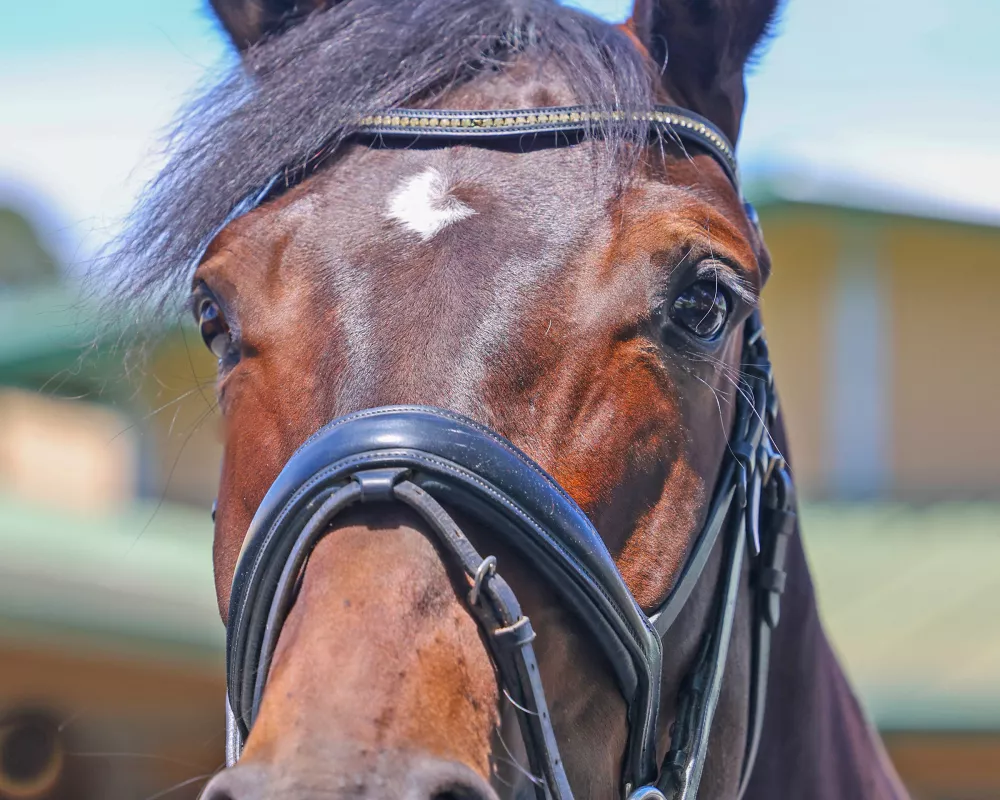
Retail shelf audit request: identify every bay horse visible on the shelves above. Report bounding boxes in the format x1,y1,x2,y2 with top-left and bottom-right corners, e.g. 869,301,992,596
110,0,910,797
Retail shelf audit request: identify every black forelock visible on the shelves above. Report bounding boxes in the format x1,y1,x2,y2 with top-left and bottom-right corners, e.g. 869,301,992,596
100,0,655,314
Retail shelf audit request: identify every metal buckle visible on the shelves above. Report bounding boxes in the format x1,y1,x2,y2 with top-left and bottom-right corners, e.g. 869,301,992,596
468,555,497,606
733,440,764,557
627,786,668,800
731,440,755,511
758,426,784,486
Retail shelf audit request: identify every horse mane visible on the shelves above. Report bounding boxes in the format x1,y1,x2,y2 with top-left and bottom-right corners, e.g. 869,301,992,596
103,0,656,314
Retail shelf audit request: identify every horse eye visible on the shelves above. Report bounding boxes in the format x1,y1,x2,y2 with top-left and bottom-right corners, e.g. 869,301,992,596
197,297,233,360
671,280,731,339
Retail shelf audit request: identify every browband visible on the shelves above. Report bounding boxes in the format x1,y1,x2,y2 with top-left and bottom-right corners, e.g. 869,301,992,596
356,104,738,188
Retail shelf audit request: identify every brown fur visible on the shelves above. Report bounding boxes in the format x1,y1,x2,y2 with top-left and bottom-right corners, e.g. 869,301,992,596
194,1,908,797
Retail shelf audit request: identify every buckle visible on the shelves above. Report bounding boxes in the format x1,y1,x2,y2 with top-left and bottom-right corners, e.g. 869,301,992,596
468,555,497,606
760,443,785,490
627,786,668,800
731,441,754,510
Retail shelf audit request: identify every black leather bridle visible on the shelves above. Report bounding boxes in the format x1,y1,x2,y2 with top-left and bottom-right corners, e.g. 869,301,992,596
221,105,798,800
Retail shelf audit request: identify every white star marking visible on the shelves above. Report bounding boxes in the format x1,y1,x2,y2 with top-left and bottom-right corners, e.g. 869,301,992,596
386,167,476,240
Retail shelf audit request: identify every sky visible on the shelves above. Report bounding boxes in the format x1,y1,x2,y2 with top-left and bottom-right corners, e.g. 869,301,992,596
2,0,999,265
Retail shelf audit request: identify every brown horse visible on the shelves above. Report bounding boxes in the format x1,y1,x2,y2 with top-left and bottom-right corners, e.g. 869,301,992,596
109,0,911,797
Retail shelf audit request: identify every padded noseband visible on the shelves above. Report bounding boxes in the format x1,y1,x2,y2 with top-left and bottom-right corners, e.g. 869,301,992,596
228,406,663,790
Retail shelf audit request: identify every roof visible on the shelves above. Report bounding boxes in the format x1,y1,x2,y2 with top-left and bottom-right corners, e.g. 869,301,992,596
0,491,221,665
746,167,1000,230
0,283,118,392
803,503,1000,731
0,283,187,396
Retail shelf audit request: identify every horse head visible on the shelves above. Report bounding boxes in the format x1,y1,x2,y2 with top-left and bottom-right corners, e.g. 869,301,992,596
109,1,908,798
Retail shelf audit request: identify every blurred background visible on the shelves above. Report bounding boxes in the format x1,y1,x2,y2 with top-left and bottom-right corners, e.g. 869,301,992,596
1,1,997,798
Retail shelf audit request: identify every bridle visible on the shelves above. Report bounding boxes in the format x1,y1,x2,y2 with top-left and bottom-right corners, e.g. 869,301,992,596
220,104,798,800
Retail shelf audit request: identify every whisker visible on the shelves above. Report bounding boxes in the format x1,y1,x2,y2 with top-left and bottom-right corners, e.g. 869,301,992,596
719,372,786,462
679,346,787,462
502,688,539,716
490,765,517,789
165,402,183,440
689,371,740,464
493,730,544,787
144,770,219,800
126,401,218,552
178,320,218,411
107,386,204,443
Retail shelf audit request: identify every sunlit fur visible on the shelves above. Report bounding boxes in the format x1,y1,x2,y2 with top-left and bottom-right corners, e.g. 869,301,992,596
112,1,911,798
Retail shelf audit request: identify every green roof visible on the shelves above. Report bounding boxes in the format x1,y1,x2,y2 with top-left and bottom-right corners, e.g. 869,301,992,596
0,283,121,394
0,491,221,665
802,503,1000,731
0,283,185,395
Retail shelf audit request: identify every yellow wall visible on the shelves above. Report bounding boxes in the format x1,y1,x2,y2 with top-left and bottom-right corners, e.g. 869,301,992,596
757,202,1000,500
885,219,1000,497
757,207,838,494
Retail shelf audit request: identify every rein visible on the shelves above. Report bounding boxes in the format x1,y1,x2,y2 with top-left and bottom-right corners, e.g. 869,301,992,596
221,104,798,800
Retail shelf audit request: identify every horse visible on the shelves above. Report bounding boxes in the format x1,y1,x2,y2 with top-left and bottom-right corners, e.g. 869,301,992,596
108,0,912,797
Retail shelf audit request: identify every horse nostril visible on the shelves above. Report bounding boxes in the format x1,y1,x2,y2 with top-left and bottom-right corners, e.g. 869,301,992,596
199,765,268,800
415,758,498,800
428,787,491,800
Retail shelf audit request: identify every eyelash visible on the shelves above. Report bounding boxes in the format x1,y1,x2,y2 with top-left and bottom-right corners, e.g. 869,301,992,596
693,261,755,307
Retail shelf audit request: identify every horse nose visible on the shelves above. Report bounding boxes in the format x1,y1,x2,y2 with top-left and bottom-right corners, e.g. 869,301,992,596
200,765,267,800
200,756,499,799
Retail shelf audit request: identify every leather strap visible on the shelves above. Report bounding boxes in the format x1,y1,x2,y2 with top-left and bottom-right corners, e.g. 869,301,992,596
656,505,748,800
736,463,796,799
232,467,573,799
223,315,796,800
226,406,664,792
394,479,573,800
354,105,738,188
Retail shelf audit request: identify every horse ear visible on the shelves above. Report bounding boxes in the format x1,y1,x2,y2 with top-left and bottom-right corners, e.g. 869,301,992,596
209,0,337,52
630,0,781,143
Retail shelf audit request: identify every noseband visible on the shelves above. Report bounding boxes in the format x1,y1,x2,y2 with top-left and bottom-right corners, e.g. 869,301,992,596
222,106,798,800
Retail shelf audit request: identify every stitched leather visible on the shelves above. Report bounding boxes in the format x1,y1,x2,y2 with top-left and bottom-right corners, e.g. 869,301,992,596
227,406,663,790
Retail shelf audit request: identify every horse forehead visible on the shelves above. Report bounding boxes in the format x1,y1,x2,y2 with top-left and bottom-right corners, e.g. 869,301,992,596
341,144,607,230
276,145,613,299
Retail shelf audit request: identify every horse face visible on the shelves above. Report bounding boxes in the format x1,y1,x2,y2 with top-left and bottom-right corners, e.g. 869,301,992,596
178,1,777,797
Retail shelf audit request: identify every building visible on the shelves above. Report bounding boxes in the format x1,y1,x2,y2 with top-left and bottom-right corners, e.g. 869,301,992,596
754,174,1000,502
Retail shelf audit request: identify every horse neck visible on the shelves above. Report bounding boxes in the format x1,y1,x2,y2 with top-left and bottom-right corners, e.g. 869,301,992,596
743,413,909,799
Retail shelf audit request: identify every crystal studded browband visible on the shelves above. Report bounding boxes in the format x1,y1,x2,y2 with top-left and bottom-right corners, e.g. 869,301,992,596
356,104,738,187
